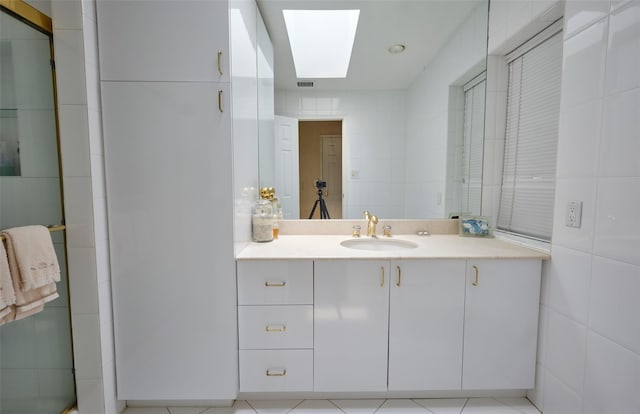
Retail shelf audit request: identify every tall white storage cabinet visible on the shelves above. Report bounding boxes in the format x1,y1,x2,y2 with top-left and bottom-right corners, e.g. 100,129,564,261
98,0,263,400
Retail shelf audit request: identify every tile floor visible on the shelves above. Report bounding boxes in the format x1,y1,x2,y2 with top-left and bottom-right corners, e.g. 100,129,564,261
123,397,541,414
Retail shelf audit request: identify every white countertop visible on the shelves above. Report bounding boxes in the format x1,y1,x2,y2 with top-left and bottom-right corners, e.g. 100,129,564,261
236,234,550,260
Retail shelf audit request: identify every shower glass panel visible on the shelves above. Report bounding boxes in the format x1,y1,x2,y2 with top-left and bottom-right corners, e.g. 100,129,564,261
0,6,76,414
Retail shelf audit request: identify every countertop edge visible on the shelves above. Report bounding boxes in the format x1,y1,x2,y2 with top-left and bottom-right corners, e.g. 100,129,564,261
236,235,551,261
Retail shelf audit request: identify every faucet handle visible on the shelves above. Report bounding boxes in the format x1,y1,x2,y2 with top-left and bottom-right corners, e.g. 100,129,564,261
352,225,361,238
363,210,370,219
383,225,392,237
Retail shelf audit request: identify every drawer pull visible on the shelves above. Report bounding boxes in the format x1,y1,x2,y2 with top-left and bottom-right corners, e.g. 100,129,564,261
380,266,385,287
266,369,287,377
218,89,223,112
472,265,479,286
265,281,286,287
265,325,287,333
217,50,223,76
396,265,401,287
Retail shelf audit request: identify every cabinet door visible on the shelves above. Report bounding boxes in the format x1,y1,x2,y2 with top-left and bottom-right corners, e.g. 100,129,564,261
388,260,466,390
97,0,230,82
103,81,236,399
314,260,390,392
462,259,541,390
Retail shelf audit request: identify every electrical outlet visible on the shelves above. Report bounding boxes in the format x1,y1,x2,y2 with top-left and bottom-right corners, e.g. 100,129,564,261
566,201,583,228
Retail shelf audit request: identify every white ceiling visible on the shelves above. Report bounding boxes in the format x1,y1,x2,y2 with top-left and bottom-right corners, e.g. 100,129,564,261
256,0,484,91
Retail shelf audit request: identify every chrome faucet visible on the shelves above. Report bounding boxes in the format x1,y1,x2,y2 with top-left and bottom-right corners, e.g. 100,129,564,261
363,211,379,237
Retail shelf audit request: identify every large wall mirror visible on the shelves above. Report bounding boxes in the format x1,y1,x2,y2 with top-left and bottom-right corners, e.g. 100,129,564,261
257,0,489,220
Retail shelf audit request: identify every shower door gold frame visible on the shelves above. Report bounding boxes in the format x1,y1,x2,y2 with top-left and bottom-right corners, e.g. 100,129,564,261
0,1,75,414
0,0,52,32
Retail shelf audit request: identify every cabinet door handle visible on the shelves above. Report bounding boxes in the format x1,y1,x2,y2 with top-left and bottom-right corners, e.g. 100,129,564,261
218,89,223,112
396,266,401,287
266,369,287,377
217,50,223,76
380,266,385,287
265,281,286,287
472,265,479,286
265,325,286,333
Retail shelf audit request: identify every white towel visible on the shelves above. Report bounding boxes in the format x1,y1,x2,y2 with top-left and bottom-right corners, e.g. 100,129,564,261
0,225,60,325
0,240,16,321
0,225,60,291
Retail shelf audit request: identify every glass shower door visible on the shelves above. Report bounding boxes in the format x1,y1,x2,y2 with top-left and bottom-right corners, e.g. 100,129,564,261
0,5,76,413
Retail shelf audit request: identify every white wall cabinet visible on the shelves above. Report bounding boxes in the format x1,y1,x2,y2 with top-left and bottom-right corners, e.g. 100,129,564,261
388,260,466,391
103,81,237,400
100,0,267,401
97,0,230,82
462,259,541,390
314,260,390,392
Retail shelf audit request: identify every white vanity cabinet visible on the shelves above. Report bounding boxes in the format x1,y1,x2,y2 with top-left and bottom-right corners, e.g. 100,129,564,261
237,250,543,394
388,260,466,390
237,260,314,392
462,259,541,390
314,260,390,392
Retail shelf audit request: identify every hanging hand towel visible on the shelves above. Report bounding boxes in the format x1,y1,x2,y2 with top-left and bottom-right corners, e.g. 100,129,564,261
0,226,59,323
0,240,16,322
0,225,60,291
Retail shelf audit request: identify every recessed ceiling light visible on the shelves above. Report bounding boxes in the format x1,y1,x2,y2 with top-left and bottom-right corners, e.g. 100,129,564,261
283,9,360,78
388,44,406,54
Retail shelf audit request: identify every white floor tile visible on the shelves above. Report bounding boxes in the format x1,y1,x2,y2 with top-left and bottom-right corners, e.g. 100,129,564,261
375,399,430,413
495,398,541,414
125,398,543,414
330,399,385,414
413,398,468,413
202,401,256,413
168,408,208,414
288,400,343,413
462,398,522,413
247,399,302,414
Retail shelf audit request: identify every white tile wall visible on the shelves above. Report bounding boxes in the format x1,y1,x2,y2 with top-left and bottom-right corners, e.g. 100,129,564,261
583,332,640,413
544,310,587,393
51,0,121,411
489,1,640,412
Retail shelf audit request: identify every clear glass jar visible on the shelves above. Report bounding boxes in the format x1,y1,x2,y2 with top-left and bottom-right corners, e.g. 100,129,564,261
252,199,274,242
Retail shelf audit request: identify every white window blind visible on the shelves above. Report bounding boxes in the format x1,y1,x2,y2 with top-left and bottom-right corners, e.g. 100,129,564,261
497,30,562,241
461,76,486,215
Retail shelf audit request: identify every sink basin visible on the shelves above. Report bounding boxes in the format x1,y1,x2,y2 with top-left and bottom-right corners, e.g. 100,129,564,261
340,238,418,251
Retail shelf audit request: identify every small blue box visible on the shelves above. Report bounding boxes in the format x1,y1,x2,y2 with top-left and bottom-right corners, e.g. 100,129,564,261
459,216,492,237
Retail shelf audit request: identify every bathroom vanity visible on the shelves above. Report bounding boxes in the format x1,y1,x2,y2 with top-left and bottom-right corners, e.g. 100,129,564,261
236,233,548,395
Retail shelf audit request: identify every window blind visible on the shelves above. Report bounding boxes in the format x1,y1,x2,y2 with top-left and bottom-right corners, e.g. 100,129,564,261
462,76,486,215
497,31,562,241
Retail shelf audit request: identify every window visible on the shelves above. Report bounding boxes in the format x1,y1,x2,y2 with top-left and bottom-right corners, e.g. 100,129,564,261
461,74,486,215
497,24,563,241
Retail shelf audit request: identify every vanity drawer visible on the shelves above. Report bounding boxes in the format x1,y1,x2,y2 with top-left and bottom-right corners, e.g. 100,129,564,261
239,349,313,392
239,305,313,350
237,260,313,305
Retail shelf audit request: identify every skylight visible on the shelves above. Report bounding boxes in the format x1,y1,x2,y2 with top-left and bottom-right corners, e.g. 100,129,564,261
283,9,360,79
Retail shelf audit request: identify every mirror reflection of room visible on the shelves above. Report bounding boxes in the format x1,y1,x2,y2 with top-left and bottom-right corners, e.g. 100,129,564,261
257,0,488,220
